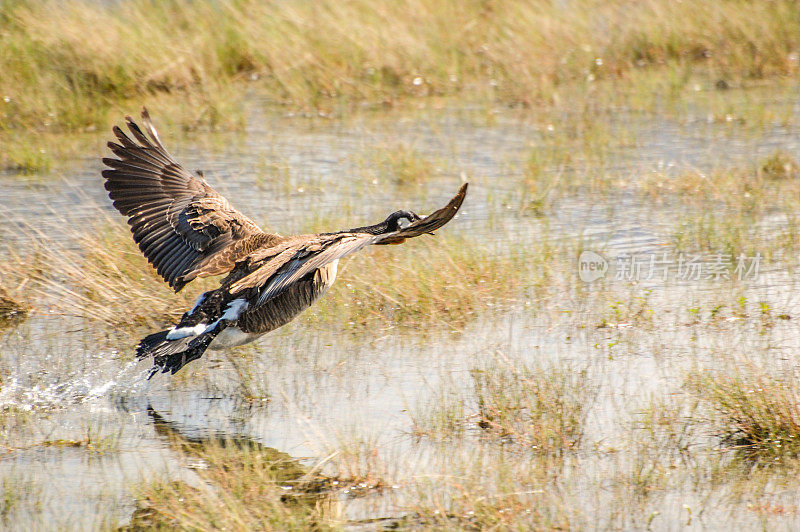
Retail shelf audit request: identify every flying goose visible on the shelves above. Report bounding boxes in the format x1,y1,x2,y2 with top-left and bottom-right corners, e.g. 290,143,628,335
103,109,467,377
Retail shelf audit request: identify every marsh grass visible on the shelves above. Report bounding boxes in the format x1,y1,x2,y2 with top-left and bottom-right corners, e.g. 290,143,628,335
309,232,559,330
379,354,591,527
0,246,40,331
130,442,340,530
4,145,54,175
6,219,555,332
653,155,800,259
363,143,437,186
23,221,217,329
413,353,593,455
37,433,119,454
686,365,800,460
596,292,656,329
225,352,271,403
760,150,800,181
470,356,592,454
1,192,564,331
409,386,467,439
130,410,341,530
0,407,125,457
614,395,704,507
0,406,33,445
520,149,568,215
321,435,392,493
671,211,759,258
641,155,800,213
3,0,800,168
0,287,29,331
0,474,41,525
410,448,572,529
0,477,21,524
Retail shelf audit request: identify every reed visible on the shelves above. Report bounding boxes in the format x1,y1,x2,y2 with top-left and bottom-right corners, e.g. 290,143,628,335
3,0,799,168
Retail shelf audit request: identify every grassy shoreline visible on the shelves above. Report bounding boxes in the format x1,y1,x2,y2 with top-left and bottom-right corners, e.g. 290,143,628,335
3,0,799,171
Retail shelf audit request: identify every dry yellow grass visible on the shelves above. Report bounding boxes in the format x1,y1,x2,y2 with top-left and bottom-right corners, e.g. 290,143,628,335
25,222,217,329
129,411,340,530
310,234,549,329
686,365,800,460
409,448,572,529
3,0,799,169
411,353,593,455
0,288,29,330
471,359,590,454
0,247,38,329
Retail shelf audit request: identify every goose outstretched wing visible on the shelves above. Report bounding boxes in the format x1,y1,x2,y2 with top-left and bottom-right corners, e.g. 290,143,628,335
231,183,468,302
103,108,271,291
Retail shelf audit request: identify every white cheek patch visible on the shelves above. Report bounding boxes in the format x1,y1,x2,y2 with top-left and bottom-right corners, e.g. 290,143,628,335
166,322,207,340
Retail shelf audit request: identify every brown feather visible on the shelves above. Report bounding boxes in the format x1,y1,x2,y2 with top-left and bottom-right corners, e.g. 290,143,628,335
103,108,277,291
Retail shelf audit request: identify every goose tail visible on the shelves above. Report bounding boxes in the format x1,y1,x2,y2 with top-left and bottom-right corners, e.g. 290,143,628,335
135,325,226,378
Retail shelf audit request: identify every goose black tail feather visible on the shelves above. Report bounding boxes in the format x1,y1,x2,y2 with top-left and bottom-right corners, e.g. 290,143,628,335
135,325,229,378
136,330,172,359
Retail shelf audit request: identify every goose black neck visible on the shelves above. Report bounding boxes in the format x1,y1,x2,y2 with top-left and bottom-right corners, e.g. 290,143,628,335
327,210,416,236
345,220,391,235
324,220,389,236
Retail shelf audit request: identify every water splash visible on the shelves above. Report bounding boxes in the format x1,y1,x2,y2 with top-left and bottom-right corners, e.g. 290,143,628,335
0,359,154,411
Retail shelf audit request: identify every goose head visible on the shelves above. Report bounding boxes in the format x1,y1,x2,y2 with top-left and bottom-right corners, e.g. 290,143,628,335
342,210,420,236
384,210,421,232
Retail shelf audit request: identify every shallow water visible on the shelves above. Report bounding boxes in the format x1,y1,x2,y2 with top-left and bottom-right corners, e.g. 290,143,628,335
3,88,800,529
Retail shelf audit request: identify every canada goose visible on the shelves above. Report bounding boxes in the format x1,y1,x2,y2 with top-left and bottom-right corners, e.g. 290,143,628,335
103,109,467,377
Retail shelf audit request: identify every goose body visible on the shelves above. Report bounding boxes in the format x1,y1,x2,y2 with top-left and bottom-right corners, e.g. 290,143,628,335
103,109,467,377
210,259,338,349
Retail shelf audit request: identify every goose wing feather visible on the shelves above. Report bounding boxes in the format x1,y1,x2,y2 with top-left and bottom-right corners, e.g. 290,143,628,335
232,183,468,303
103,108,271,291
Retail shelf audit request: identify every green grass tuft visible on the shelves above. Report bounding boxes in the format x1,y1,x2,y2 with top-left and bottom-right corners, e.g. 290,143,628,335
686,366,800,460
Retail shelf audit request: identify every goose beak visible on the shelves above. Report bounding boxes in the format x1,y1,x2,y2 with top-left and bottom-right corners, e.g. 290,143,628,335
374,183,468,245
397,182,468,237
